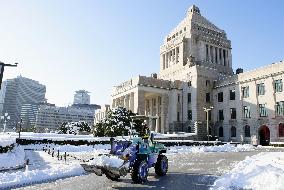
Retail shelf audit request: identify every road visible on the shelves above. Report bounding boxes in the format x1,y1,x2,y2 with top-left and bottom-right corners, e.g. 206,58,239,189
15,149,278,190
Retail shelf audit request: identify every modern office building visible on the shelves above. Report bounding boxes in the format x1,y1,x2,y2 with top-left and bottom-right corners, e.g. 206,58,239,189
94,104,111,124
0,76,46,130
110,5,284,144
74,90,90,105
35,104,95,132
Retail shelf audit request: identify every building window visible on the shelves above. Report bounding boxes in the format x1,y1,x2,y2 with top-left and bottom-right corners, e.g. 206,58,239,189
242,86,249,98
276,101,284,116
206,93,210,103
218,92,223,102
177,94,180,103
243,106,251,118
231,126,236,137
230,89,235,100
275,79,283,93
206,80,210,86
188,81,192,86
177,112,180,122
245,125,251,137
188,93,191,103
230,108,236,119
279,123,284,137
188,110,192,120
257,83,265,95
219,110,224,121
219,126,224,137
259,104,268,117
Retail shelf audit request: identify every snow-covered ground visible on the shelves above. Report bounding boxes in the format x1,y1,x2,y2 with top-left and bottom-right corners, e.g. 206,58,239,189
0,146,26,170
0,133,16,147
167,143,255,154
0,151,85,189
212,152,284,190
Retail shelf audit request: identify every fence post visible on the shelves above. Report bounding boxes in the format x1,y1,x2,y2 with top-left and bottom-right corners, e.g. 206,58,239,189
64,152,67,163
52,148,55,157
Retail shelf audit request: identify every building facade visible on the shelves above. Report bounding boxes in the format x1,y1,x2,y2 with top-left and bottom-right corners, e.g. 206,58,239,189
213,63,284,145
35,104,95,132
0,76,46,130
110,5,284,144
94,104,111,124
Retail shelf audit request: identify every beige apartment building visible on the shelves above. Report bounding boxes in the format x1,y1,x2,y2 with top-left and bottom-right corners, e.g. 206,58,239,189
111,5,284,144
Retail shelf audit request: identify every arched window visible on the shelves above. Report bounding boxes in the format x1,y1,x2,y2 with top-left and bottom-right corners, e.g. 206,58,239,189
245,125,251,137
219,126,223,137
231,126,236,137
279,123,284,137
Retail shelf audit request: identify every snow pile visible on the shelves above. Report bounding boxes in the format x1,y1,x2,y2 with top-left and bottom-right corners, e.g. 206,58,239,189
0,133,16,147
0,151,85,189
168,143,255,154
0,146,26,170
212,152,284,190
91,155,125,168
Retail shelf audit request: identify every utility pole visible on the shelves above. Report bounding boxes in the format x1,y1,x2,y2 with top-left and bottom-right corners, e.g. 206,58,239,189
203,106,214,141
0,62,18,89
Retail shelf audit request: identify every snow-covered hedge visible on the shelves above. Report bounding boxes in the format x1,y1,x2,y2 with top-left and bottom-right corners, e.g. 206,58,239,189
0,133,16,153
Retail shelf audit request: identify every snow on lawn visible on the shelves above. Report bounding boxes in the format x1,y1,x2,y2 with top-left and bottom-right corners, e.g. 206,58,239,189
167,143,255,154
0,146,25,170
212,152,284,190
0,151,85,189
0,133,16,147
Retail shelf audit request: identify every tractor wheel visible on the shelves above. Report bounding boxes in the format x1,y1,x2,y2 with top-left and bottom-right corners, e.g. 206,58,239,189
104,170,120,181
155,155,168,176
131,160,149,183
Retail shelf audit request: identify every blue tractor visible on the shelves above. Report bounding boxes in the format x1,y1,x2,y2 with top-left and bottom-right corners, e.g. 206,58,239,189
81,116,168,183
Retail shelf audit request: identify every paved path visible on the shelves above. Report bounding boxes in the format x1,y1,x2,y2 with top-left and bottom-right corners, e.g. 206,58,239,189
16,150,275,190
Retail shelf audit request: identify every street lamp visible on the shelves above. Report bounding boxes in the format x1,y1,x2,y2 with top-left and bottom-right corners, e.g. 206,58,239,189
1,112,10,132
203,106,214,141
18,118,22,139
0,61,18,89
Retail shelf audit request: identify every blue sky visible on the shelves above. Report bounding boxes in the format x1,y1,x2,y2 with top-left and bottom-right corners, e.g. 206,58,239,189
1,0,283,106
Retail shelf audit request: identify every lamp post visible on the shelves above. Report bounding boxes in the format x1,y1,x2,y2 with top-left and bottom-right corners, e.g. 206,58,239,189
0,61,18,89
1,112,10,132
18,118,22,139
203,106,214,141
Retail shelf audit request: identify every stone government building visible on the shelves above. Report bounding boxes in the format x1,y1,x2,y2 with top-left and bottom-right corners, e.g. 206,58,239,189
110,5,284,145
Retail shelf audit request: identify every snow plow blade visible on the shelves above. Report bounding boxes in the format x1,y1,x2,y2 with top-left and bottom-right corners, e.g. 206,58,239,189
80,161,129,181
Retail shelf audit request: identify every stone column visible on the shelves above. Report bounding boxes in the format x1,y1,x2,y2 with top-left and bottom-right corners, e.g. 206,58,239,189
129,92,134,112
220,48,223,66
216,48,220,64
208,45,211,62
161,94,169,134
134,90,145,115
124,95,129,110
